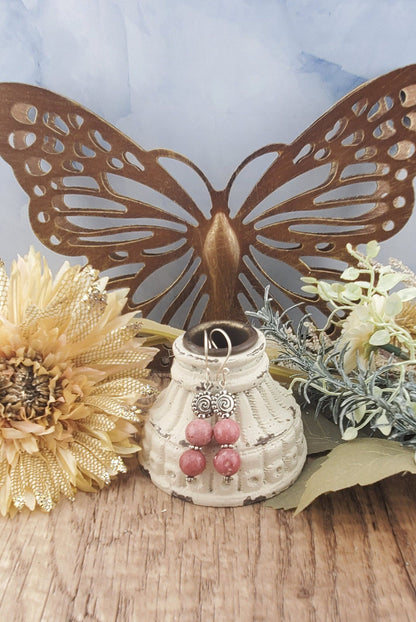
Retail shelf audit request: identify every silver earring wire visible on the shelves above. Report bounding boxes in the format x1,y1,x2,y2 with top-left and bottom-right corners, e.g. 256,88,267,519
203,329,212,387
208,327,232,387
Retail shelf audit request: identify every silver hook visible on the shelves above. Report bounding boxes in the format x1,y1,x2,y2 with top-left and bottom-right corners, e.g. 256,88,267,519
203,329,211,386
209,327,232,386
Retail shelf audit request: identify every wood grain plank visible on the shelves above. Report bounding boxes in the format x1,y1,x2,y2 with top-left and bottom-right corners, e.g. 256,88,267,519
0,467,415,622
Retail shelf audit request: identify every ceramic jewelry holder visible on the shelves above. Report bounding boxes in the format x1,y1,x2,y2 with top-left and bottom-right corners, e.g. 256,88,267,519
140,321,307,506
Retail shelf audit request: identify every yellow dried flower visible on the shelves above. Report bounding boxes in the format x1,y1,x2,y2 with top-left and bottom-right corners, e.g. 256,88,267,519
0,248,158,515
337,295,385,372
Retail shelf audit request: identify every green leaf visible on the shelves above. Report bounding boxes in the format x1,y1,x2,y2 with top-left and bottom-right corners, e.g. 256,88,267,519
341,283,362,300
384,292,403,317
354,403,366,424
301,285,318,294
294,439,416,514
317,281,335,301
342,427,358,440
341,267,360,281
354,280,371,289
377,272,405,292
375,413,392,436
369,328,390,346
301,410,342,454
397,287,416,302
264,456,327,510
366,240,380,259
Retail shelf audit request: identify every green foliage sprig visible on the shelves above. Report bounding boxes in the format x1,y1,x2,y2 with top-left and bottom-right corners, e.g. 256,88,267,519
248,286,416,449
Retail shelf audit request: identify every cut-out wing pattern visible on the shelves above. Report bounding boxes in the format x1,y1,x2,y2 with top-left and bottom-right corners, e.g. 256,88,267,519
0,65,414,327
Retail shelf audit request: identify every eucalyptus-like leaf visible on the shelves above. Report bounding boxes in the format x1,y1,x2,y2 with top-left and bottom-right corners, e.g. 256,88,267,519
375,413,392,436
354,280,372,289
354,403,367,423
369,329,391,346
341,267,360,281
317,281,335,301
397,287,416,301
342,427,358,440
366,240,381,259
301,285,318,294
341,283,362,300
377,272,405,292
384,292,403,317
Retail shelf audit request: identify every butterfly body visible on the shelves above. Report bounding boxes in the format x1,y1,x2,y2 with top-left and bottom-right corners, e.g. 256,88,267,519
0,68,415,327
202,210,241,319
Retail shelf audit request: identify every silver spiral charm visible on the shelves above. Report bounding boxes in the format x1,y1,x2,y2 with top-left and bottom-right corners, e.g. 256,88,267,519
213,389,236,418
192,390,213,418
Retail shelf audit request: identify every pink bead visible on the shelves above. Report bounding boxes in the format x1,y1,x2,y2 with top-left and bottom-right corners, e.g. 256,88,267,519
213,418,240,445
185,419,213,447
213,448,241,477
179,449,206,477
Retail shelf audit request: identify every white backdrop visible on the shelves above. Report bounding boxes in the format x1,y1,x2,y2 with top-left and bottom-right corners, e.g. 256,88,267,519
0,0,415,274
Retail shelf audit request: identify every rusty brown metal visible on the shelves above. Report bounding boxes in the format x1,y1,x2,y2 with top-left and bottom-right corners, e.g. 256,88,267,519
0,66,414,328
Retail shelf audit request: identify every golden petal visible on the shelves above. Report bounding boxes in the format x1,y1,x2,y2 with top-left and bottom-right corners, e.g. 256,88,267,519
0,474,12,517
108,420,138,438
10,458,25,511
90,377,157,399
0,459,8,488
92,350,156,366
71,442,111,485
2,428,27,439
71,323,140,366
73,431,112,460
82,413,116,432
21,453,54,512
43,449,75,499
55,446,78,483
20,435,40,454
104,366,152,382
85,395,141,421
11,420,46,434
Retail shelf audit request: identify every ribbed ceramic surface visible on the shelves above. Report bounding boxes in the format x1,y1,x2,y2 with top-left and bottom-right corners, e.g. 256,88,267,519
140,329,307,506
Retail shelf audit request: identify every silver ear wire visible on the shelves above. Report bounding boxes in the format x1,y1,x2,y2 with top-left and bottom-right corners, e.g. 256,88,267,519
203,329,211,386
208,327,232,386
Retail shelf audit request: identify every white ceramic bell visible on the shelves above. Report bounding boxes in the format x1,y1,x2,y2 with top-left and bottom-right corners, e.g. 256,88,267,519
140,321,307,506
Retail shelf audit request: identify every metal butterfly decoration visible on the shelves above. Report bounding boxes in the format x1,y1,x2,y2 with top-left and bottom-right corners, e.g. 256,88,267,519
0,65,415,328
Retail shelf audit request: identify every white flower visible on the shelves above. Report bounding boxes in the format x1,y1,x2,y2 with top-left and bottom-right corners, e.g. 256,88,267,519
338,295,388,371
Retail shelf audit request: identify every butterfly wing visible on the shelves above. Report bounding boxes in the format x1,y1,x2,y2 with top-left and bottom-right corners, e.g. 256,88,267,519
0,68,415,329
228,64,416,318
0,83,217,325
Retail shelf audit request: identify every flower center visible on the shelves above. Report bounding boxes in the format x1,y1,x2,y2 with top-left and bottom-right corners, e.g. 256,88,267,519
0,360,58,421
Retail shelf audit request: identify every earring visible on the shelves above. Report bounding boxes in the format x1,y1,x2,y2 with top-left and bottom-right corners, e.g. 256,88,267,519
209,328,241,482
179,330,213,480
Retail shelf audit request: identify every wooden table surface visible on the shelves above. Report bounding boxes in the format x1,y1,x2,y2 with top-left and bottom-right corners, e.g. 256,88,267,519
0,459,415,622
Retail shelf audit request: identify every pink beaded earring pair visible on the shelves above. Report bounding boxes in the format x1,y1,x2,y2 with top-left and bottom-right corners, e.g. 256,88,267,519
179,328,241,482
